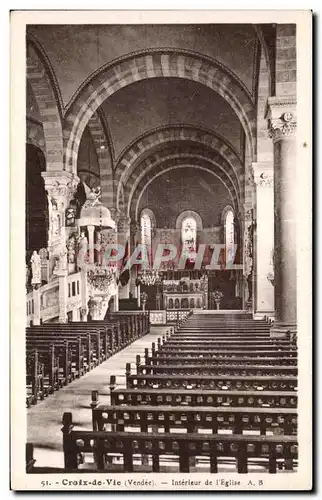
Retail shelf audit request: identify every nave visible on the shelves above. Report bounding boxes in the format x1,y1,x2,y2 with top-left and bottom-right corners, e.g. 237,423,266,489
27,312,298,474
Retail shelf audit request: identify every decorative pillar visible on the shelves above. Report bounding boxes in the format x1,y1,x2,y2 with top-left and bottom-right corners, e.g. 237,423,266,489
41,171,79,273
252,162,275,319
243,205,255,311
266,96,297,337
87,225,95,265
118,216,131,300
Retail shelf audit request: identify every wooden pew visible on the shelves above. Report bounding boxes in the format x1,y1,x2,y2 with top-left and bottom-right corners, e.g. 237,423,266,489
26,344,61,393
27,327,105,364
135,357,298,378
145,353,297,367
26,338,83,385
90,393,297,436
61,412,298,473
153,347,298,358
26,349,46,407
109,382,298,409
26,334,93,373
125,364,298,392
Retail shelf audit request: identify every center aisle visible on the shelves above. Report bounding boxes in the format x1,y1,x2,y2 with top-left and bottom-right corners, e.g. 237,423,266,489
27,325,167,468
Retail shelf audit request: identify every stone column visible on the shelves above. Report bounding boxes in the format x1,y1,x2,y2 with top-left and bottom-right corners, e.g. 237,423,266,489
118,216,131,300
87,226,95,265
243,205,254,312
252,162,275,319
42,171,79,272
266,96,297,337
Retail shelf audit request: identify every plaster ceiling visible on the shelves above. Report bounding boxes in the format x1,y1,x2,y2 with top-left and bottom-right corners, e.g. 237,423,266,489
27,24,258,108
101,77,242,158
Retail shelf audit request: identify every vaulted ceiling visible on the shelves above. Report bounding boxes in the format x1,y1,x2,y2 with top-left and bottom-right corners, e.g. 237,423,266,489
26,23,269,225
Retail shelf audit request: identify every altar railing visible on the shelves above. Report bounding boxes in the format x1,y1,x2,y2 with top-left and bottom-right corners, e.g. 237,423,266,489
149,309,192,325
166,309,192,323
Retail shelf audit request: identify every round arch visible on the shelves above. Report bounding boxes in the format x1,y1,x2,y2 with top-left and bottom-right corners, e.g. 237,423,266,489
176,210,203,231
139,208,157,229
63,49,256,175
133,165,235,221
27,38,63,171
124,151,240,215
26,119,46,156
221,204,235,226
115,124,243,207
127,153,239,219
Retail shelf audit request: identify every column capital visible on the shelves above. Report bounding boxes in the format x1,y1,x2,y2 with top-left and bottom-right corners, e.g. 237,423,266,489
251,162,274,188
265,96,297,142
41,171,80,200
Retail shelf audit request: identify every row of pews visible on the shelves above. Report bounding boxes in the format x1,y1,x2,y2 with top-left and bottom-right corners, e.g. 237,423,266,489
25,312,149,407
27,313,298,474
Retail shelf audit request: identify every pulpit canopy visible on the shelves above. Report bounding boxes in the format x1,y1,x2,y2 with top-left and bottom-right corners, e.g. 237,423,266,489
77,204,116,229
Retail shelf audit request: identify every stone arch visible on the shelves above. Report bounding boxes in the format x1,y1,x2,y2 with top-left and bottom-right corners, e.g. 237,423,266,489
256,48,274,162
63,49,256,175
221,204,235,226
26,37,63,171
115,125,243,207
139,208,157,229
176,210,203,230
126,151,239,218
253,25,274,97
86,110,114,206
132,164,236,221
26,119,46,156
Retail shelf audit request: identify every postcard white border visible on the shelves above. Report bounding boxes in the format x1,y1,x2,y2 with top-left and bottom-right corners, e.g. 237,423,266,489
10,9,312,492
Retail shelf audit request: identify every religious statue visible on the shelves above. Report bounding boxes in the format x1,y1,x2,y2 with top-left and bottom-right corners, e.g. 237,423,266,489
67,236,76,264
78,231,88,251
82,183,102,209
65,206,76,227
53,245,68,274
243,209,255,302
77,231,88,269
30,250,41,287
59,246,68,271
49,198,61,238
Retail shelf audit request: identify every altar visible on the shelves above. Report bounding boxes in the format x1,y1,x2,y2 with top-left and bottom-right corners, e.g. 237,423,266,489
162,275,208,310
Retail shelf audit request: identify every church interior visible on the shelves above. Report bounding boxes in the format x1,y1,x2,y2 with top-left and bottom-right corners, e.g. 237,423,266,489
25,23,298,474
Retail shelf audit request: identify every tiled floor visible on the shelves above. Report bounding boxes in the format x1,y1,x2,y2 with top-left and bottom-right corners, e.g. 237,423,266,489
27,326,167,468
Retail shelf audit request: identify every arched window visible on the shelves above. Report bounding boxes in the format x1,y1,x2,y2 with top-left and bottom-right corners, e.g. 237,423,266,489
181,217,197,262
224,208,235,267
141,213,152,248
140,209,155,266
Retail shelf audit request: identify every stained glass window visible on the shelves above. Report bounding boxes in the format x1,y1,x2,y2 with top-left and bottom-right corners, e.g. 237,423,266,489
225,209,235,266
141,212,152,264
181,217,197,262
